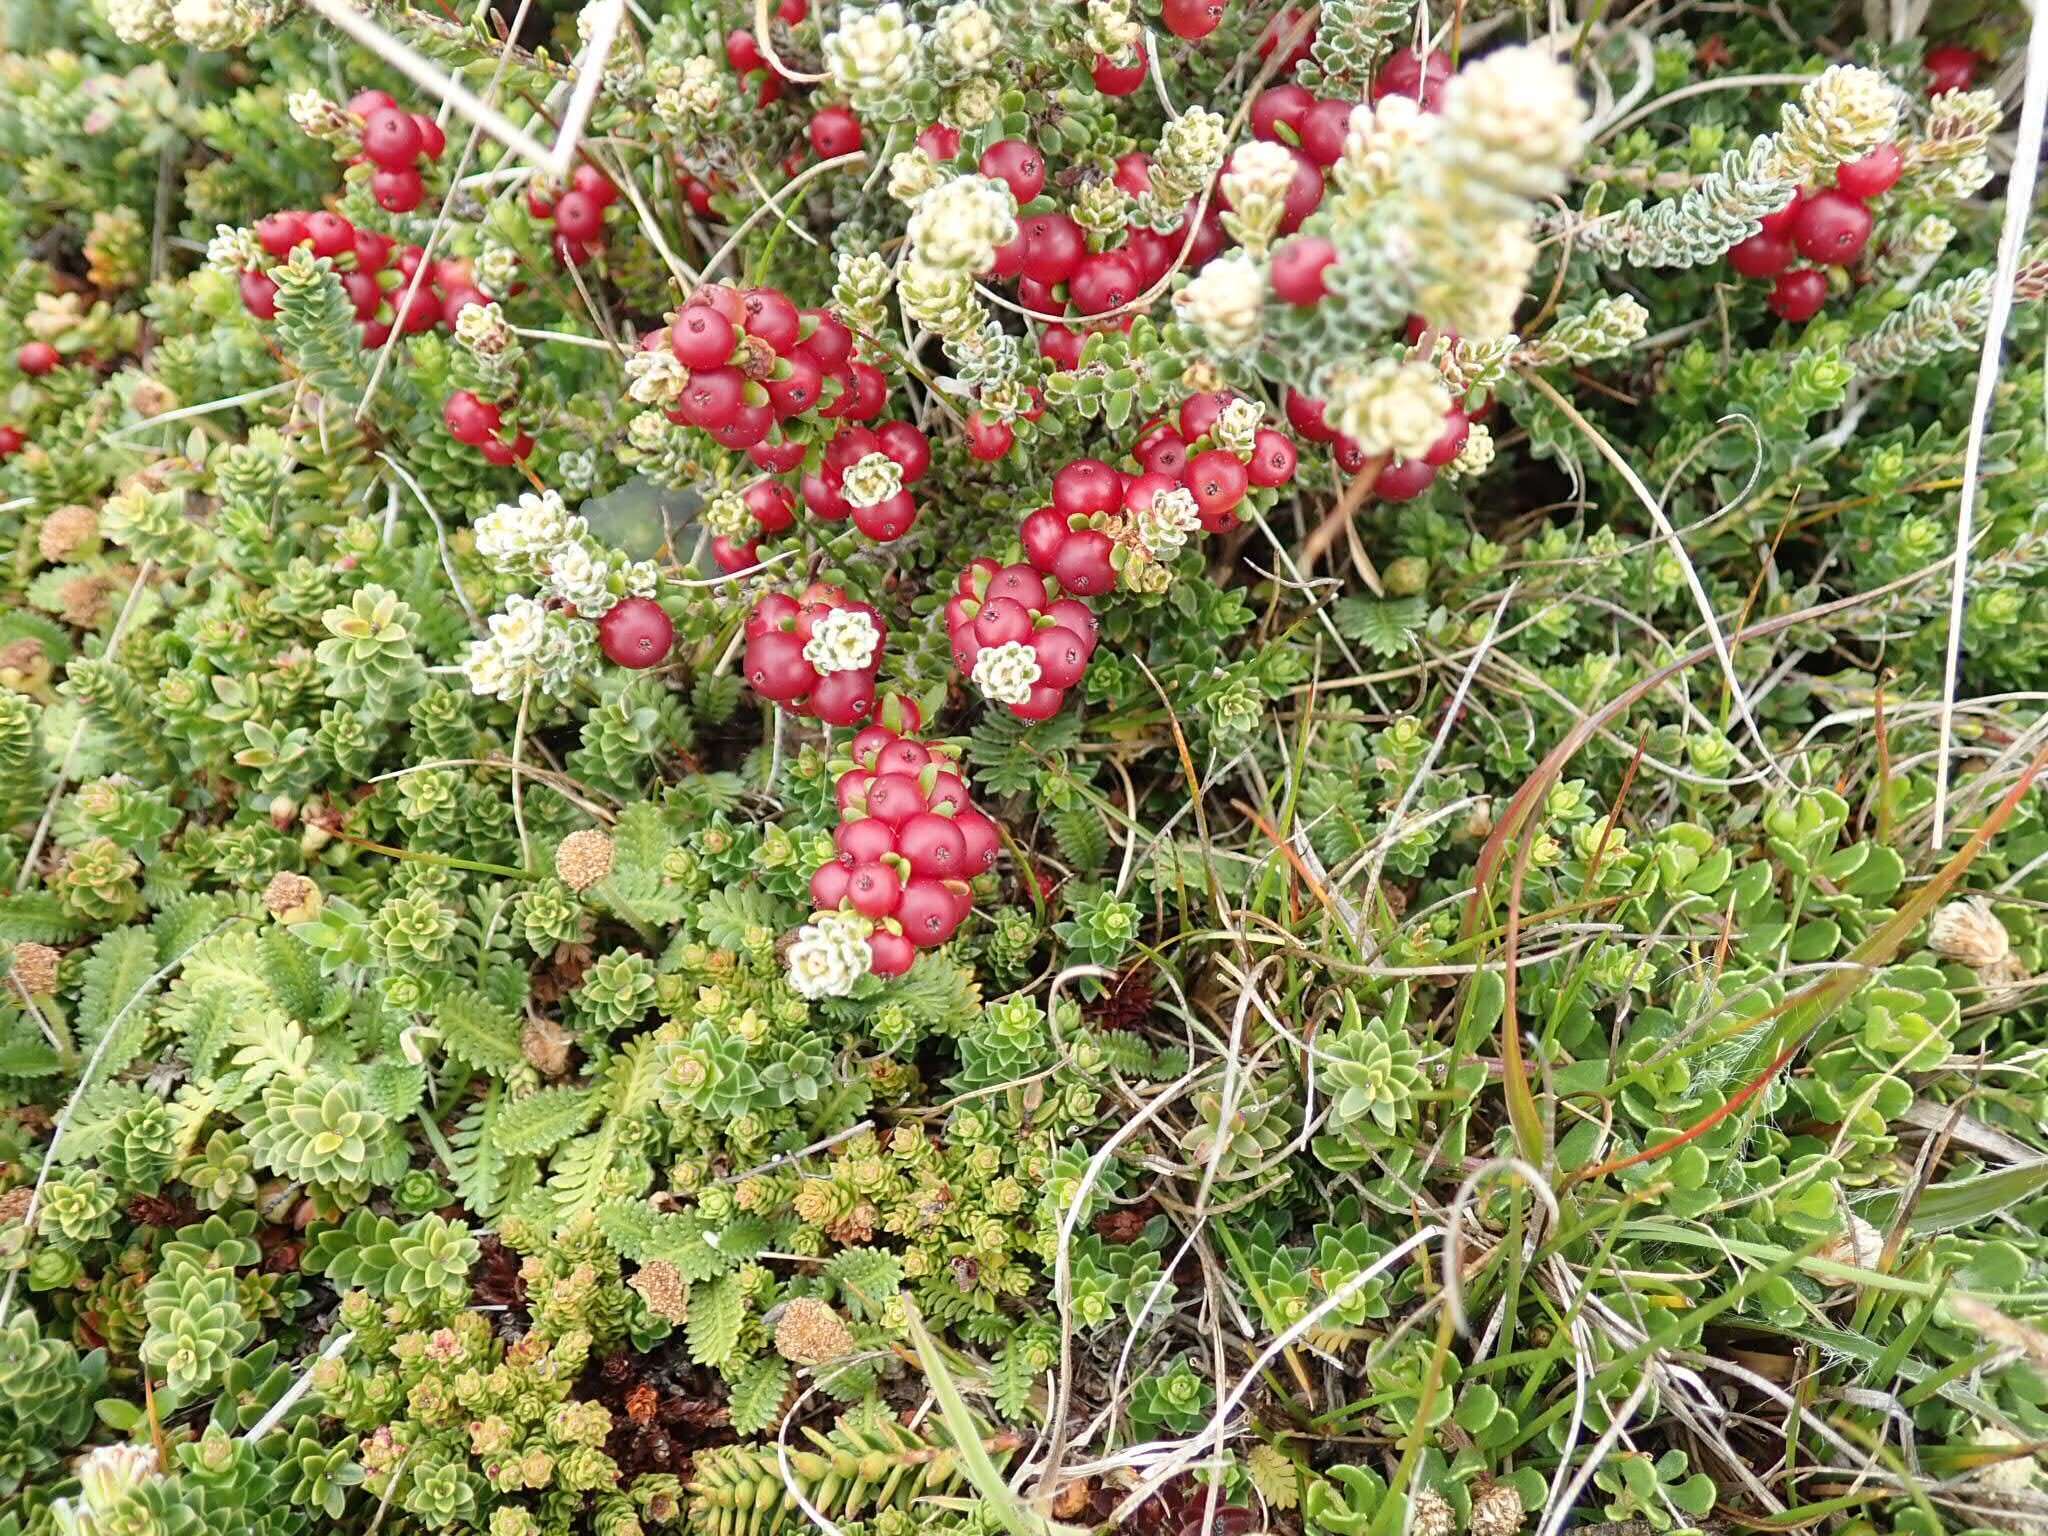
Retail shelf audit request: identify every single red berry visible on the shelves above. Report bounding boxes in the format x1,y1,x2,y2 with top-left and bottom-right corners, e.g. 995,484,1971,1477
1285,387,1335,442
846,862,902,919
916,122,962,160
865,773,927,827
256,210,310,257
443,390,500,445
980,139,1046,204
709,402,775,450
1182,204,1226,268
899,813,969,878
347,88,398,118
372,167,425,213
896,878,964,947
778,0,808,21
1135,426,1188,478
712,535,763,572
1271,236,1337,305
765,352,826,417
1069,250,1142,316
837,817,896,865
305,212,356,259
1032,626,1091,689
341,270,383,320
1040,325,1086,370
1247,428,1299,487
354,228,395,271
1333,436,1381,478
598,596,676,669
361,105,424,169
1279,149,1324,232
796,309,854,369
552,189,605,243
1298,98,1355,168
1113,152,1153,198
1372,46,1451,111
853,491,917,541
1423,410,1469,469
812,861,853,909
678,366,746,430
680,174,717,216
240,269,281,319
1758,193,1804,240
749,437,807,472
17,342,60,377
1179,391,1233,441
1792,189,1874,266
1925,43,1981,95
1251,85,1315,143
1020,506,1068,569
868,930,916,976
966,411,1015,461
1373,457,1436,502
876,420,932,483
0,425,23,458
412,113,447,161
1728,232,1795,280
726,29,765,72
748,630,816,702
810,106,863,159
1048,529,1116,595
670,305,736,369
1766,267,1829,323
1184,449,1248,521
973,596,1036,648
1160,0,1224,40
1835,143,1904,199
1011,684,1067,722
803,471,852,521
743,288,803,353
1053,458,1123,518
571,163,617,207
397,282,441,334
1092,48,1147,96
956,810,1001,872
744,479,798,534
1020,212,1086,285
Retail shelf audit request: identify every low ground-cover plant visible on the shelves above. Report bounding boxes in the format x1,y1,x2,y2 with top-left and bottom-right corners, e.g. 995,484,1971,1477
2,2,2047,1535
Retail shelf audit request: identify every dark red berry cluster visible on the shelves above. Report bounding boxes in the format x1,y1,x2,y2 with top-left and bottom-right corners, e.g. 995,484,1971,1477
946,561,1102,721
812,716,1000,972
241,207,490,352
527,165,621,267
744,582,890,726
346,87,448,214
1727,145,1904,324
442,388,534,465
1285,362,1477,504
723,0,807,109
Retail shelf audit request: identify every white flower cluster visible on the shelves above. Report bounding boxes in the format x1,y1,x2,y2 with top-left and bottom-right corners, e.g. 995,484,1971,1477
205,224,261,275
171,0,274,49
1443,421,1496,481
1437,46,1587,208
625,346,689,406
948,78,1000,129
786,910,873,998
802,608,883,674
702,489,756,542
462,594,596,702
932,0,998,72
540,541,615,614
1219,140,1297,254
823,4,923,109
1766,64,1901,185
455,300,515,358
1132,485,1202,563
1327,359,1452,462
971,640,1043,705
103,0,175,45
906,174,1019,273
889,147,946,204
1176,253,1266,353
1338,96,1439,205
475,241,522,296
1136,107,1229,228
286,88,357,145
1085,0,1141,59
655,56,727,124
1212,397,1264,457
839,452,903,509
474,491,586,574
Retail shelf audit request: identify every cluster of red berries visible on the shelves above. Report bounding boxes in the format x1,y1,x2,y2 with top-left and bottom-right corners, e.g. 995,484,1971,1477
345,87,447,215
442,388,533,465
1284,332,1477,501
240,206,492,353
596,595,677,670
946,561,1101,722
744,582,890,726
813,719,1000,972
1727,145,1904,324
527,164,621,267
659,281,887,458
723,0,807,109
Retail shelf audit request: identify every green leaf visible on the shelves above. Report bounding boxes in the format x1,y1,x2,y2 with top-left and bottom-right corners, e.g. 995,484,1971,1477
489,1087,602,1157
0,893,87,945
1332,596,1427,657
726,1356,791,1436
435,987,525,1076
686,1274,746,1367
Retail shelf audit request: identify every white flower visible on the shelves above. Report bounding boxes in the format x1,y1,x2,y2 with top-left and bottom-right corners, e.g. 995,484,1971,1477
474,490,582,570
1085,0,1141,57
487,594,551,663
1221,140,1296,209
1327,358,1452,462
971,640,1042,705
888,148,945,204
947,77,1000,128
541,540,614,615
1445,421,1496,480
620,560,660,599
823,4,923,106
1212,397,1263,456
802,608,882,674
839,452,903,510
205,224,261,274
625,347,688,407
1439,45,1587,204
103,0,175,45
656,55,726,122
1175,254,1266,353
907,175,1018,273
455,300,514,357
703,490,756,542
475,241,521,295
461,636,516,700
933,1,998,71
786,911,873,998
626,410,675,453
1132,485,1202,563
172,0,267,49
1339,95,1439,200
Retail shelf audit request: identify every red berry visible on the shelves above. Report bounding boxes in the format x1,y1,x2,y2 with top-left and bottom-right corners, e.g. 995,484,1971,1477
796,309,854,369
1032,626,1091,688
1285,387,1335,443
1792,189,1873,266
966,411,1015,461
1298,98,1355,168
1020,212,1086,285
1053,458,1123,518
877,739,929,774
1257,8,1315,69
916,122,962,160
0,425,22,458
973,595,1035,647
1758,193,1804,240
1925,44,1981,95
777,0,807,22
749,631,815,703
691,283,747,324
810,106,863,159
980,139,1046,204
347,89,398,117
846,862,902,919
1333,436,1380,478
1251,85,1314,143
1161,0,1224,40
877,420,931,482
598,597,675,669
1766,268,1828,323
765,352,826,416
397,282,442,334
1179,391,1232,442
1069,250,1142,316
709,403,775,450
1011,684,1066,722
900,813,969,878
1184,449,1248,521
1040,325,1086,370
745,479,798,534
726,29,764,72
750,437,807,472
925,771,970,815
865,773,926,826
897,878,964,946
868,930,916,976
1834,143,1904,200
1271,235,1336,305
16,342,59,377
240,269,281,319
811,667,879,727
1279,150,1324,232
1424,410,1469,469
341,270,383,320
552,189,605,243
1373,457,1436,501
367,164,422,212
361,106,424,169
443,390,500,445
670,305,736,369
812,861,853,909
842,361,888,421
680,175,717,216
1135,426,1188,477
1126,221,1172,284
1092,47,1147,95
1728,232,1795,280
1248,428,1299,486
678,366,745,430
1123,472,1179,518
956,810,1001,872
837,817,896,864
803,472,852,521
1182,204,1226,268
412,114,447,161
1048,529,1116,595
256,210,310,257
354,229,396,272
1113,152,1153,198
1021,506,1068,569
989,563,1049,608
853,491,917,542
306,212,355,259
571,164,617,207
1372,46,1451,111
712,535,762,572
